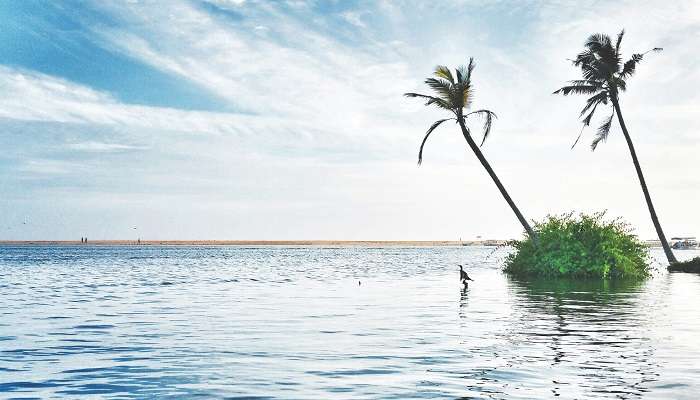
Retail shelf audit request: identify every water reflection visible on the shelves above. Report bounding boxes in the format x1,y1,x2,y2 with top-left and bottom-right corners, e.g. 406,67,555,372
503,278,659,399
1,245,699,399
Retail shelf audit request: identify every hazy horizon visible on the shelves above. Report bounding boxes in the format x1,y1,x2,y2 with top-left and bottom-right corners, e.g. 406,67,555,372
1,0,698,241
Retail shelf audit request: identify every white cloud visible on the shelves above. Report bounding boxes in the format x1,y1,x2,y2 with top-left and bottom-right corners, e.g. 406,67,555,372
18,159,77,175
208,0,246,6
0,66,389,156
341,11,367,28
88,1,419,142
1,0,698,240
66,141,147,152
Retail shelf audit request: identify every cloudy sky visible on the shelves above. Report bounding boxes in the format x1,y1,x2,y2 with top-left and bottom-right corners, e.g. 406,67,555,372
1,0,698,240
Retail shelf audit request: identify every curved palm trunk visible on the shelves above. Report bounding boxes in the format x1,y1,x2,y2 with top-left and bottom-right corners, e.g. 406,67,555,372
611,98,677,264
456,115,538,242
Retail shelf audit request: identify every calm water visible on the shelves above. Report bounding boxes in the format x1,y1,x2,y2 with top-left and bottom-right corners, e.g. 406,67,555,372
1,245,699,399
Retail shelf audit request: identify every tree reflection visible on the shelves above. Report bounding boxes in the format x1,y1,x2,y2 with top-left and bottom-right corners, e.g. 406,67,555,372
504,277,660,398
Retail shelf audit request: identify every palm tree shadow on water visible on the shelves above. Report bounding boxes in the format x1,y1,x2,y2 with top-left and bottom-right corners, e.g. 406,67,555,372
456,277,660,399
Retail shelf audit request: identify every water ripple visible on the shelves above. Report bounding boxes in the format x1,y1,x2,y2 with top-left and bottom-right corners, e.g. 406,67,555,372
0,245,699,399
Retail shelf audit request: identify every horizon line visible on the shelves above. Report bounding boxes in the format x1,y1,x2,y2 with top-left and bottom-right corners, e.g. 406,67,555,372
0,239,664,247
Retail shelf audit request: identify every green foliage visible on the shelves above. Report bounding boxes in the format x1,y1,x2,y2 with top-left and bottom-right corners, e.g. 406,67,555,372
504,212,650,278
668,257,700,273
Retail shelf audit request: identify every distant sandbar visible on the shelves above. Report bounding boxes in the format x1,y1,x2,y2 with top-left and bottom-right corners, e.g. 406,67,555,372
0,239,664,247
0,240,508,247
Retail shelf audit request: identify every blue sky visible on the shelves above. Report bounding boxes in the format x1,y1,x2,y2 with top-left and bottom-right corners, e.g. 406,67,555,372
1,0,698,240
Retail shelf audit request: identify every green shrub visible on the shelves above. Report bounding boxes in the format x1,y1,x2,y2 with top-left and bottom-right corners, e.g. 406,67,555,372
504,212,650,278
668,257,700,273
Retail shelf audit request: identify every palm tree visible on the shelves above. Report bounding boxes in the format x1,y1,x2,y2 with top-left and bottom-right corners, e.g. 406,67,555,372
554,30,677,264
405,58,537,241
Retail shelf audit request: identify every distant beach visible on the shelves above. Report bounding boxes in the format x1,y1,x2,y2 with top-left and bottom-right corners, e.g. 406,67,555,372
0,239,663,247
1,240,502,246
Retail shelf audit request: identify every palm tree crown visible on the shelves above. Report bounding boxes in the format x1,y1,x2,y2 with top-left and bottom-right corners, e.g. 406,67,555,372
404,58,496,164
554,30,662,149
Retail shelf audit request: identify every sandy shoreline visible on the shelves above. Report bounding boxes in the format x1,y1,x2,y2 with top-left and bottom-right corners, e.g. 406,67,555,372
0,240,664,247
0,240,509,247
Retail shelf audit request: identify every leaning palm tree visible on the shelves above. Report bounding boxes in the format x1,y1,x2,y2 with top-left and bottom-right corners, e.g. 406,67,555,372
405,58,537,241
554,30,676,264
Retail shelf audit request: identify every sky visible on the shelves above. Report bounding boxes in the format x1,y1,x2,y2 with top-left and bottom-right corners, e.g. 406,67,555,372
0,0,698,241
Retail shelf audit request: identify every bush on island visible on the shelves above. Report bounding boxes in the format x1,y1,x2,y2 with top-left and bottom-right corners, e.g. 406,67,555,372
504,212,650,278
668,257,700,273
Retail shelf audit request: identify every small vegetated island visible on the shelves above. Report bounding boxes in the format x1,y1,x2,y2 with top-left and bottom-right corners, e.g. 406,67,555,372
667,256,700,273
504,212,649,278
504,213,700,277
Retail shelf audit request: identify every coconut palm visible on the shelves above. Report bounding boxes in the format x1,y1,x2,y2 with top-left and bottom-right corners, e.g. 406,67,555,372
554,30,676,264
405,58,537,241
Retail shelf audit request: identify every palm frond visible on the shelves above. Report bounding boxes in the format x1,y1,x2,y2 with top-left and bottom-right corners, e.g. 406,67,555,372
455,59,474,84
404,92,433,99
461,86,474,109
615,29,625,54
465,109,496,146
567,79,601,87
418,118,454,165
425,97,453,111
573,49,596,67
585,33,612,52
461,58,475,108
572,93,608,149
581,100,604,128
404,92,452,111
571,125,586,149
404,91,440,105
465,58,475,81
614,77,627,91
425,77,454,104
553,83,600,96
579,91,609,118
455,65,466,84
456,64,466,85
434,66,454,84
619,53,643,79
580,63,608,81
620,47,662,80
591,110,615,151
641,47,664,55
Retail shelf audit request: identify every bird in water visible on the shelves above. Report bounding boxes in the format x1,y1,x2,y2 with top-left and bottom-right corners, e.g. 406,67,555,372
458,265,473,288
